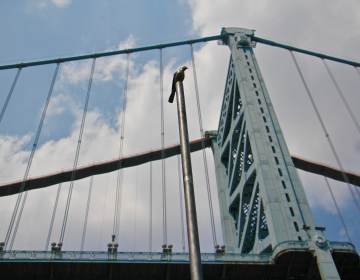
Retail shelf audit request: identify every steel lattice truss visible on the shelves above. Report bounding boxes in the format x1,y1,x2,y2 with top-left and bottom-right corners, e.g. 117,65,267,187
215,59,270,253
211,28,345,278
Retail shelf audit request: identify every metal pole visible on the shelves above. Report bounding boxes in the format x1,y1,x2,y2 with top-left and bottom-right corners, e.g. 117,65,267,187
174,73,204,280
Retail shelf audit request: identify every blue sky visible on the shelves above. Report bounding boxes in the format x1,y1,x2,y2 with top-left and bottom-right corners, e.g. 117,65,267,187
0,0,359,253
0,0,193,63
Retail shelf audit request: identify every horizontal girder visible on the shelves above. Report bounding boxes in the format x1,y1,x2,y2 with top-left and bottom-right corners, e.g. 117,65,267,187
0,243,357,280
0,137,210,197
0,136,359,197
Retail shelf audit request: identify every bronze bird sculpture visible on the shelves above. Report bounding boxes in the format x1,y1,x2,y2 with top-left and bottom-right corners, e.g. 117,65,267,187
168,66,188,103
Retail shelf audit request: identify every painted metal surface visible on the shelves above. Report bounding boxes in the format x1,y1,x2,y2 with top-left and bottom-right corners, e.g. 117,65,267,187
0,242,355,263
252,36,360,67
173,69,204,280
0,35,223,70
0,138,211,197
1,32,360,71
1,135,359,197
0,250,270,263
212,27,344,279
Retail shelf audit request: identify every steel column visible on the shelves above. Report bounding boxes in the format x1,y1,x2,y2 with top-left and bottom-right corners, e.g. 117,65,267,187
174,75,203,280
211,27,341,279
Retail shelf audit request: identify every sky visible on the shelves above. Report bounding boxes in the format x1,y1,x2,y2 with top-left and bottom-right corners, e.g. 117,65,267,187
0,0,359,253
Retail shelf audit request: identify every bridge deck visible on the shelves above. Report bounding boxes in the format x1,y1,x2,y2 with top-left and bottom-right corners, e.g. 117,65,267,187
0,244,358,280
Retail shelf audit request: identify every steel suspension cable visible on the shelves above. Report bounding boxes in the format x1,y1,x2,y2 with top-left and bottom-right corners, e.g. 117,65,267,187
322,61,360,201
190,44,218,247
0,68,21,125
322,60,360,135
45,183,62,251
80,176,94,251
355,67,360,78
59,58,96,245
133,168,138,251
290,51,360,213
159,49,167,246
323,177,352,243
96,176,110,250
4,63,60,250
0,35,222,70
322,62,360,200
177,155,186,252
112,53,130,242
149,161,153,252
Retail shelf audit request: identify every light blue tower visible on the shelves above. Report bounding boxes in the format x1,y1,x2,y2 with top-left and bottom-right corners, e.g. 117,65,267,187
210,27,342,279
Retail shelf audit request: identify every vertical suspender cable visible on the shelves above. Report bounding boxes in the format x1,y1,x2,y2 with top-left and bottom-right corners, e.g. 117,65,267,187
322,61,360,199
323,177,352,243
97,176,110,250
80,176,94,251
4,63,60,250
149,161,153,252
59,58,96,245
290,51,360,213
177,155,186,252
45,183,62,250
159,48,167,246
112,54,130,243
355,67,360,79
190,44,218,248
133,168,138,251
322,60,360,134
0,68,21,125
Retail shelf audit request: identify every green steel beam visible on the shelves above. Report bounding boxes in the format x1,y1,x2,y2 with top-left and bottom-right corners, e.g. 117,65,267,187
0,241,355,263
1,31,359,71
252,36,360,67
216,27,344,280
0,137,211,197
292,155,360,186
0,135,358,197
0,35,223,70
0,244,357,279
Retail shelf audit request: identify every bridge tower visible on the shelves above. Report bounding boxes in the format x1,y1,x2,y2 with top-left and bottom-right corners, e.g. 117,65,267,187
210,28,341,279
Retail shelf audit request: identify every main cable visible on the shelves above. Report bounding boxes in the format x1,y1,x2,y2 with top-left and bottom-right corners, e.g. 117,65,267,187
159,48,168,246
59,58,96,245
45,183,62,251
322,60,360,135
190,44,218,247
0,35,222,70
0,68,21,125
4,63,60,250
323,177,352,243
80,176,94,251
290,51,360,213
112,53,130,242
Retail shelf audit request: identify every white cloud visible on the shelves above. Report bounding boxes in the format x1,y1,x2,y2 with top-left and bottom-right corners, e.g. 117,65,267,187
117,34,136,50
60,60,93,84
31,0,72,9
46,93,75,117
51,0,72,8
60,36,136,84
